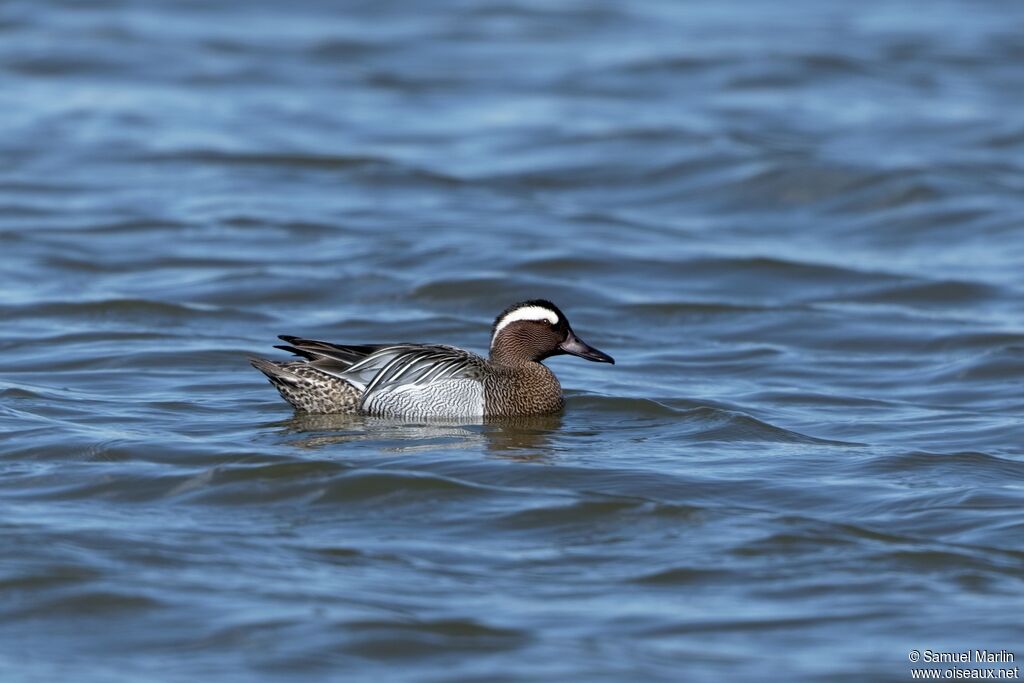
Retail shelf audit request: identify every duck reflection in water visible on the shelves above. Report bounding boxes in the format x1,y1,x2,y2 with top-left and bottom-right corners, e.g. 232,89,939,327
273,412,564,460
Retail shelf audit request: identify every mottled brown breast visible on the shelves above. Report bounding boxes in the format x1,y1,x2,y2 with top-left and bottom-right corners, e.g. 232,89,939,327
482,362,563,417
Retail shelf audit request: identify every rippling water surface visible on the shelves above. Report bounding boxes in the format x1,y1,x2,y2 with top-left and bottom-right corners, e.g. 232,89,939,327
2,1,1024,681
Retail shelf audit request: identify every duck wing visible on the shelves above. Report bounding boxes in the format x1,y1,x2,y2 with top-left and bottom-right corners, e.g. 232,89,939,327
342,344,485,393
343,344,487,418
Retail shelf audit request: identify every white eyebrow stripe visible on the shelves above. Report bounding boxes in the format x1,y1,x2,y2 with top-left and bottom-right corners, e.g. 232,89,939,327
491,306,559,344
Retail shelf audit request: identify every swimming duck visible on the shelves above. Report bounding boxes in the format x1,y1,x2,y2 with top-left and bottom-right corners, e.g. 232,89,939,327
251,299,614,417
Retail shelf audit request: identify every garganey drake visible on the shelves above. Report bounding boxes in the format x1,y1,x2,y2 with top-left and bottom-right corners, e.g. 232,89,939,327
251,299,614,417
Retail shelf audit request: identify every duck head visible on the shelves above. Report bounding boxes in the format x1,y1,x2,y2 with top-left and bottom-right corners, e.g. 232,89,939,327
489,299,615,366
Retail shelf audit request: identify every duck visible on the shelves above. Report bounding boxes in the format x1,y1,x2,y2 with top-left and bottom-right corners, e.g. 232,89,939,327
250,299,614,417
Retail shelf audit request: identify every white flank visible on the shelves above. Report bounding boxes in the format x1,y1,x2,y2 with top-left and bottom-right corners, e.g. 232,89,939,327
491,305,558,345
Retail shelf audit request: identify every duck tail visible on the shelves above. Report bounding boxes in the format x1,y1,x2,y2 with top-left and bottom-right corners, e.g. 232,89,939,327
249,357,361,414
249,357,300,385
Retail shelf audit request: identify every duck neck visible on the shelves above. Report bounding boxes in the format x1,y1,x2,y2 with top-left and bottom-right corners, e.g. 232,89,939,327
488,345,536,367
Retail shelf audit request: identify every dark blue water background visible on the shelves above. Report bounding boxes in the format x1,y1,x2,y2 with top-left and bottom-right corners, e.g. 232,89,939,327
2,1,1023,681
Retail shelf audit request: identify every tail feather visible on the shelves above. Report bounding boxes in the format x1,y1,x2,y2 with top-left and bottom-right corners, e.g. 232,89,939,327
273,344,311,359
249,358,299,384
276,336,386,367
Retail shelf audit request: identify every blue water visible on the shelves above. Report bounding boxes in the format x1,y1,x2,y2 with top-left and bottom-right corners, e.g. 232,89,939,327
2,1,1024,681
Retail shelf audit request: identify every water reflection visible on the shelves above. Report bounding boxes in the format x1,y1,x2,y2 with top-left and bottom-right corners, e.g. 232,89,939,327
480,413,564,460
274,411,563,458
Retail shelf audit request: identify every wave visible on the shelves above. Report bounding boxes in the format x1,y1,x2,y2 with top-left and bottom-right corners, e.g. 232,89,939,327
336,617,528,656
571,396,859,445
0,298,271,323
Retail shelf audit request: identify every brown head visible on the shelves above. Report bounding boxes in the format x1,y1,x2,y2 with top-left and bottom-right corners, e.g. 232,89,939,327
488,299,615,367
